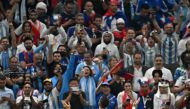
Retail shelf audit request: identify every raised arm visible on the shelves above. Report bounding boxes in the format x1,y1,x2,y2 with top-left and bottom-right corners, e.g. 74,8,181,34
47,41,54,64
152,17,161,34
64,54,76,80
175,14,183,34
9,22,17,49
119,38,127,58
33,37,48,53
83,34,92,48
55,71,63,92
57,26,67,44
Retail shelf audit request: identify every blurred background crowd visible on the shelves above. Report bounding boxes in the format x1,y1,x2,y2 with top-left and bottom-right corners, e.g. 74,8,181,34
0,0,190,109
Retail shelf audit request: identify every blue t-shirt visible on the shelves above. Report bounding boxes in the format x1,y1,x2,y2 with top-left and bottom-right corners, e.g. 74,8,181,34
96,93,117,109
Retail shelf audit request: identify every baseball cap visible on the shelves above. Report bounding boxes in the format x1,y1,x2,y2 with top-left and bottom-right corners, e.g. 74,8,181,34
43,78,52,84
101,81,110,87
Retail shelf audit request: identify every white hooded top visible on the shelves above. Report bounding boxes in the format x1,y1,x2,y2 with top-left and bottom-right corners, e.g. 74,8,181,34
94,31,120,59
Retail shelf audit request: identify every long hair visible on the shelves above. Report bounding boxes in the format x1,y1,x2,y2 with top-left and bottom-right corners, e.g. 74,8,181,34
83,66,93,76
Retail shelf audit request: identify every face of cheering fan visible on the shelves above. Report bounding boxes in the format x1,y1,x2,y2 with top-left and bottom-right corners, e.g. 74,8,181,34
83,66,92,77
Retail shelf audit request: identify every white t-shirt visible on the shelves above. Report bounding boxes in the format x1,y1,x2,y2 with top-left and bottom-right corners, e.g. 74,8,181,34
144,67,173,82
16,96,38,109
133,67,143,92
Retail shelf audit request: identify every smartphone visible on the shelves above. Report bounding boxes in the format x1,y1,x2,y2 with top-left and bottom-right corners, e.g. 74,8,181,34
70,87,80,92
49,14,60,26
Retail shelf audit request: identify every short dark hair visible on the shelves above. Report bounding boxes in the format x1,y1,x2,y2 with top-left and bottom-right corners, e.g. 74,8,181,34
154,54,162,59
1,37,9,41
57,44,69,53
84,51,93,57
23,82,32,88
141,3,149,10
53,51,61,56
99,95,109,108
94,14,102,19
30,9,37,13
152,70,163,77
64,0,74,5
127,27,135,31
133,51,142,57
23,36,33,42
69,77,79,83
75,13,84,19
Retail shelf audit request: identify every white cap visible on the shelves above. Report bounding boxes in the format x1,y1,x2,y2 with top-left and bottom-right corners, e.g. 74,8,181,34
116,18,125,24
158,80,169,87
36,2,47,13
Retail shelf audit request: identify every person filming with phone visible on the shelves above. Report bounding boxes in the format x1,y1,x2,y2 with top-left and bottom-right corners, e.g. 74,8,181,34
16,82,40,109
38,63,63,109
62,78,86,109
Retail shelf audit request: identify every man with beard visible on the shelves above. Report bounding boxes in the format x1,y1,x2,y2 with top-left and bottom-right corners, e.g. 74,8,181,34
38,70,62,109
4,56,24,97
124,52,148,92
15,9,47,45
35,2,49,24
95,31,120,59
50,55,76,109
158,16,182,74
57,45,70,67
18,37,47,69
136,77,153,109
120,28,137,68
41,14,68,52
112,18,127,47
144,54,173,83
0,37,16,70
102,0,127,31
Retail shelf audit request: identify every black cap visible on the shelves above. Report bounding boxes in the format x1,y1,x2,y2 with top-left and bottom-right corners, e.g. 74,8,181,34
0,73,6,80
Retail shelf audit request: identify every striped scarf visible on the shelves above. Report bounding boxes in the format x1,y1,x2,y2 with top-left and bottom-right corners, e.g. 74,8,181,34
80,76,96,106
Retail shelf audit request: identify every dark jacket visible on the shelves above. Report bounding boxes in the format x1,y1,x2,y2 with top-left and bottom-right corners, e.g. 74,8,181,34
124,65,149,76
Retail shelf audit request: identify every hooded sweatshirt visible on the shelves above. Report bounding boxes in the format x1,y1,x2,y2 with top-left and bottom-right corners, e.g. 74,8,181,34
95,31,120,59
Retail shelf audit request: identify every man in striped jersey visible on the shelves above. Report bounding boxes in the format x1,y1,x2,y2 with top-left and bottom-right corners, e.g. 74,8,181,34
158,16,182,74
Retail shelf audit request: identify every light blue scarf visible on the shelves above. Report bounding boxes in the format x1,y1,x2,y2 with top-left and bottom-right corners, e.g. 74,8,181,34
1,51,9,70
80,76,96,107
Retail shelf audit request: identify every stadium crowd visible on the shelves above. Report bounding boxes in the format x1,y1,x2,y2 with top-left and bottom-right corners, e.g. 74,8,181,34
0,0,190,109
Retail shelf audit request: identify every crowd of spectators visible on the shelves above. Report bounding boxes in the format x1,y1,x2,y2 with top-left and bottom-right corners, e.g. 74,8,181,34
0,0,190,109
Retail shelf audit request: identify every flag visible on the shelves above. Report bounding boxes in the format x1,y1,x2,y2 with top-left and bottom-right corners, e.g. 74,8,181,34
110,60,124,74
123,73,134,81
